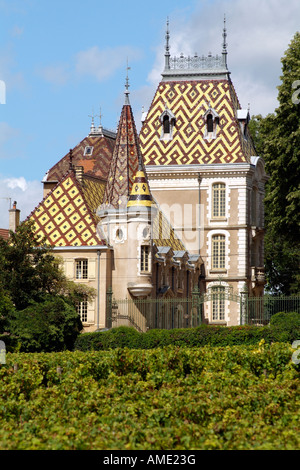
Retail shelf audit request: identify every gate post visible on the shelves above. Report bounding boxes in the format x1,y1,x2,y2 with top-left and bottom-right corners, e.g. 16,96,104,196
192,286,202,327
240,283,248,325
106,287,113,329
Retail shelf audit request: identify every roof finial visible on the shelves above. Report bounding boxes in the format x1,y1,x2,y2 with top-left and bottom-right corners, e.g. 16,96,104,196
89,109,96,134
222,14,228,68
125,58,130,105
97,107,104,135
164,17,170,70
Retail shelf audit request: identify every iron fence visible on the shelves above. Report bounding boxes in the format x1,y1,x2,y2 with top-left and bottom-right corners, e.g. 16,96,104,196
106,289,300,331
243,295,300,326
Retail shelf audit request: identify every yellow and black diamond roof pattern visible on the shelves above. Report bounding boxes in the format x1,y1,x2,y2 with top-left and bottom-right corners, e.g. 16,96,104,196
140,79,256,166
28,172,106,247
152,204,185,252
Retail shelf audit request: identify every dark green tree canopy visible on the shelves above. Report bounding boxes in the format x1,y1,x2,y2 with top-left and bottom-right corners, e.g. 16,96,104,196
0,220,96,351
249,32,300,294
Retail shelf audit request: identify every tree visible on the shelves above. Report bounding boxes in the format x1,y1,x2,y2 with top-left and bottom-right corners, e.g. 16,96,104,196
0,219,95,309
8,296,83,352
249,33,300,295
0,219,96,350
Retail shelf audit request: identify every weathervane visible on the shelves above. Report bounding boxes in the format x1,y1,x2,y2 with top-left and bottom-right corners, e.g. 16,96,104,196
89,108,96,133
125,59,131,104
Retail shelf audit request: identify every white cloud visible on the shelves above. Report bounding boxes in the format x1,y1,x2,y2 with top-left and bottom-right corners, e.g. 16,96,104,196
0,177,42,229
4,176,28,191
75,45,143,82
38,45,144,87
147,0,300,116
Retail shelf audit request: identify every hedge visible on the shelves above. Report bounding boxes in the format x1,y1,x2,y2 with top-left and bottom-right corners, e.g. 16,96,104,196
74,311,300,351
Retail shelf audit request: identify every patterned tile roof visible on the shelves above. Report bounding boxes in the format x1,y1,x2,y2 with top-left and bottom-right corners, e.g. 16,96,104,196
0,228,9,240
102,104,141,209
28,171,106,247
44,133,115,183
127,164,153,209
152,202,186,252
140,79,256,166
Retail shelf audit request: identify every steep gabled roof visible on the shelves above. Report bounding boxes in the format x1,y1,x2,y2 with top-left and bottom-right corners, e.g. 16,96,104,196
140,79,256,166
28,171,106,247
43,131,115,184
140,19,256,166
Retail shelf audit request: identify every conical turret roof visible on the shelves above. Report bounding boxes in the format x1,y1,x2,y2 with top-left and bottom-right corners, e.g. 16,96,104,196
127,159,153,210
102,97,142,209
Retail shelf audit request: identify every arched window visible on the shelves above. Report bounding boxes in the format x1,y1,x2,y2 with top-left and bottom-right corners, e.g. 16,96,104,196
204,106,219,139
211,286,225,321
213,183,226,218
160,106,176,141
212,235,225,270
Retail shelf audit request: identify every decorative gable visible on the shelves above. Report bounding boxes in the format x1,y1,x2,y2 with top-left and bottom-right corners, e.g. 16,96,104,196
28,172,106,247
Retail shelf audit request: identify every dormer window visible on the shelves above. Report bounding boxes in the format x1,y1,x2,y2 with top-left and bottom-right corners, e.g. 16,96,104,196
237,109,250,139
204,105,219,140
84,146,94,156
160,105,176,141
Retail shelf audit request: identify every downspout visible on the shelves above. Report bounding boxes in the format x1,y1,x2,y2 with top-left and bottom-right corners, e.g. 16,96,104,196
198,173,202,255
97,250,101,330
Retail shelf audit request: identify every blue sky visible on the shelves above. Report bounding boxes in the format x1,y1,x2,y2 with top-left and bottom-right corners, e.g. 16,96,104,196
1,0,300,228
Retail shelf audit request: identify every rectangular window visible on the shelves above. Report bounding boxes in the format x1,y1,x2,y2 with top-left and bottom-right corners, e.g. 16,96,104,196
140,246,150,272
212,235,225,269
212,286,225,321
76,259,88,279
76,300,88,323
213,183,226,218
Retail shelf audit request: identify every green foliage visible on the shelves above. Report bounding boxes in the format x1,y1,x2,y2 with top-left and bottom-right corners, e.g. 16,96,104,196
249,32,300,294
74,322,294,352
8,297,83,352
269,311,300,342
0,292,15,333
0,219,98,351
0,344,299,450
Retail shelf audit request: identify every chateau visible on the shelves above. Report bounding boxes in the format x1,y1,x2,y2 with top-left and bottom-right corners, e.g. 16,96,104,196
26,20,268,330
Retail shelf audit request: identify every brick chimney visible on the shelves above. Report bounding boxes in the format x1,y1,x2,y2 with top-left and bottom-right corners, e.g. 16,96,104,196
9,201,20,232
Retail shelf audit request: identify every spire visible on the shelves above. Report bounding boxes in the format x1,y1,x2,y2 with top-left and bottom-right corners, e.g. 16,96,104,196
164,17,170,71
102,95,140,209
222,14,228,68
125,59,130,105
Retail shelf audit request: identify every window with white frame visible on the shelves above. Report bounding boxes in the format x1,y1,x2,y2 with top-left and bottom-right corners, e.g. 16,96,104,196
211,286,225,321
212,183,226,218
76,259,88,279
212,235,225,270
140,245,150,272
76,300,88,323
